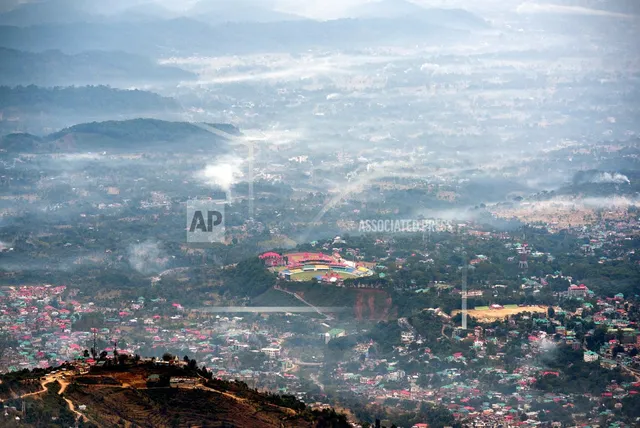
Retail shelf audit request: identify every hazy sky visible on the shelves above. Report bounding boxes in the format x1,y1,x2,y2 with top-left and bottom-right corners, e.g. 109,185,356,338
158,0,640,19
2,0,638,21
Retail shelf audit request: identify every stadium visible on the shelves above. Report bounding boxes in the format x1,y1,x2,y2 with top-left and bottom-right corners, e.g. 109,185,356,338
259,251,375,283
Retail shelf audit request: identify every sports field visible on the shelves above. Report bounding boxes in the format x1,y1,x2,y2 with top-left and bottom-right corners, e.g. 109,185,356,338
266,251,375,282
288,270,359,281
452,305,549,321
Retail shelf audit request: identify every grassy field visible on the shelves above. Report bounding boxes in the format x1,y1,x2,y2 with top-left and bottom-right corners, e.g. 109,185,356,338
452,305,549,321
288,270,359,281
287,271,322,281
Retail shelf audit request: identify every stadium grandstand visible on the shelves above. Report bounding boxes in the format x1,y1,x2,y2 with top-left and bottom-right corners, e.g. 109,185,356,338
260,251,374,282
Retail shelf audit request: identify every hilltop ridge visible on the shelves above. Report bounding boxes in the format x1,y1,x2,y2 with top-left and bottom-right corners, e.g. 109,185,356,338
0,354,350,428
0,118,239,153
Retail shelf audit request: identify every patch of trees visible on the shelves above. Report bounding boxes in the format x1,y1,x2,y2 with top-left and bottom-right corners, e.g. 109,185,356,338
344,395,459,428
0,47,195,86
621,394,640,421
72,312,105,331
21,381,80,427
220,256,277,298
366,320,402,354
534,345,632,394
0,85,178,113
47,118,222,146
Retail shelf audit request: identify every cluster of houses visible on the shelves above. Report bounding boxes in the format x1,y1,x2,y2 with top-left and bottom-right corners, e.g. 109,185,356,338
0,278,353,405
323,279,640,427
0,285,98,371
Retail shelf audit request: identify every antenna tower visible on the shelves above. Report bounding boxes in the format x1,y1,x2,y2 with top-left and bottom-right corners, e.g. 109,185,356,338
461,250,468,330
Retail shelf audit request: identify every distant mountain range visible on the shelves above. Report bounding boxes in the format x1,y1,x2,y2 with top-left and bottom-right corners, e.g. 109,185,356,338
0,47,195,86
0,0,305,26
0,118,239,153
347,0,488,29
348,0,427,19
186,0,305,24
108,2,178,22
0,0,489,56
0,0,178,25
0,0,92,26
0,0,498,27
0,10,487,56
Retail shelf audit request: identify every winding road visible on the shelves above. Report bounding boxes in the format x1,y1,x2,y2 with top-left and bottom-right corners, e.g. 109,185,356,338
2,372,92,424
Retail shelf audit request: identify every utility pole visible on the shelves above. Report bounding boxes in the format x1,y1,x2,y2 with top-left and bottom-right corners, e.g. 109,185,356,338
91,328,98,359
461,250,468,331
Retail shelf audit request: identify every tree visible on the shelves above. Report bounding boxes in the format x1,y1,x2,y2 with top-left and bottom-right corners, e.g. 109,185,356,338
118,354,128,366
83,349,90,358
162,352,174,362
547,306,555,319
612,344,625,358
588,325,609,349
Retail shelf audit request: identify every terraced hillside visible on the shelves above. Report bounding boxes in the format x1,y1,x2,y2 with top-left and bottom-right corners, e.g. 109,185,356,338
1,362,350,428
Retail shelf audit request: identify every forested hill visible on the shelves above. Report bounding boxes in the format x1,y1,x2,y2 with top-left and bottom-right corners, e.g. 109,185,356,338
0,85,179,114
0,118,239,153
0,47,196,86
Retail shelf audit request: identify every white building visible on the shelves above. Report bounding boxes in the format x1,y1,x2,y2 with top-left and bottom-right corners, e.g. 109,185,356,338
584,350,599,363
261,347,281,359
401,331,415,343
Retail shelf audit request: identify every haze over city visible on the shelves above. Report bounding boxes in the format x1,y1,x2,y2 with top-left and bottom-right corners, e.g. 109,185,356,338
0,1,639,427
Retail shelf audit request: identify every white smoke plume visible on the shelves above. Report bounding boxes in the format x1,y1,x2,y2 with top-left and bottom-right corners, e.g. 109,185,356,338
128,240,169,275
538,337,557,354
195,155,245,191
590,172,631,185
573,170,632,186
